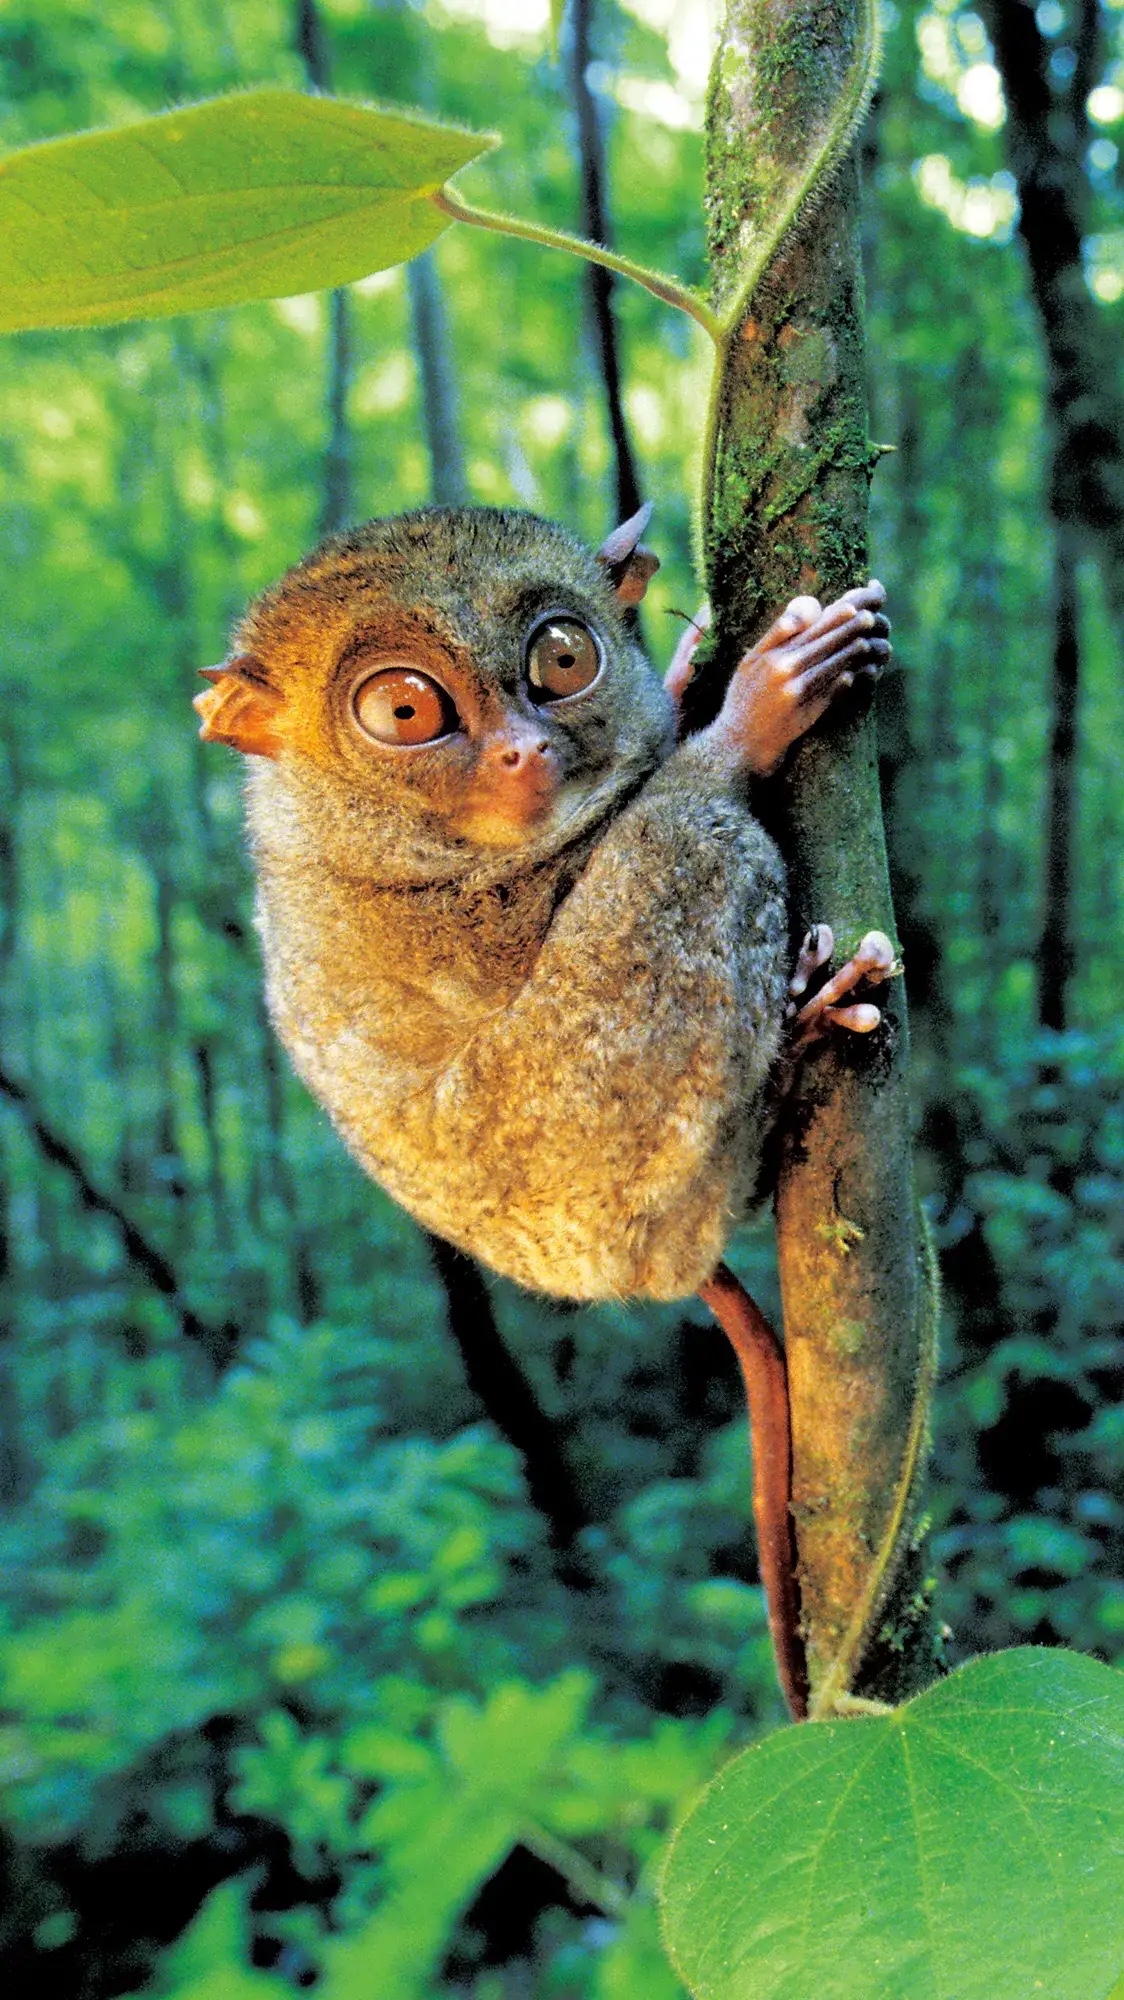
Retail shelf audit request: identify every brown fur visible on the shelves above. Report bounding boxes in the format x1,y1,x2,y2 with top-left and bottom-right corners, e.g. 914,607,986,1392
228,507,789,1301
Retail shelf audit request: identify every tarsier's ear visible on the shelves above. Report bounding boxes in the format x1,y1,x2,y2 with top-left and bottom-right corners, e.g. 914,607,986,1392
193,655,287,758
597,502,660,606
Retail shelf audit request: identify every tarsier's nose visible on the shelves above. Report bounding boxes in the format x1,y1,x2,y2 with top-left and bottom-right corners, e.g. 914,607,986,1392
465,728,562,841
499,737,551,769
481,723,558,784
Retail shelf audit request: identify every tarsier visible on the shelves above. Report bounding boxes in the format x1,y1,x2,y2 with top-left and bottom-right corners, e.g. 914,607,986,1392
195,504,894,1715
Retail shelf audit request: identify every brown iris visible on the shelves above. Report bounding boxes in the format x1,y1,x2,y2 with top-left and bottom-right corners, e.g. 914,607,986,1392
525,618,601,702
352,667,458,746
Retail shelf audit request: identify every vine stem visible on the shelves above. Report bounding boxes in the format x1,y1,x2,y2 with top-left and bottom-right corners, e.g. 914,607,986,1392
520,1822,629,1920
433,185,724,342
807,1224,941,1719
698,0,882,575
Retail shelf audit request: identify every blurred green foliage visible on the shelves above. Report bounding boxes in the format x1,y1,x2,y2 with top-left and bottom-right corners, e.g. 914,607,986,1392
0,0,1121,1994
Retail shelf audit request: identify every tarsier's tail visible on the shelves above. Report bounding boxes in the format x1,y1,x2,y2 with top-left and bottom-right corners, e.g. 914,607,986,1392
699,1262,808,1720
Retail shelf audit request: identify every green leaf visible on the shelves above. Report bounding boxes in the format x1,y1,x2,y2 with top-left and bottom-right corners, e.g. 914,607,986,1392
549,0,568,60
319,1676,594,2000
661,1648,1124,2000
122,1880,283,1998
0,89,496,331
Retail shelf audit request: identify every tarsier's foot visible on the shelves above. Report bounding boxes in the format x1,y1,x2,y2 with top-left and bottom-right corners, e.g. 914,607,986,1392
709,582,891,777
787,925,899,1050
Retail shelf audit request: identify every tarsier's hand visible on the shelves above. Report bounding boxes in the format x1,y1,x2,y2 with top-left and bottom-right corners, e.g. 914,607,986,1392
702,582,890,777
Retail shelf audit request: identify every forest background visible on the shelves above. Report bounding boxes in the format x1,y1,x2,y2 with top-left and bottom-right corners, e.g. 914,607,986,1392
0,0,1121,1994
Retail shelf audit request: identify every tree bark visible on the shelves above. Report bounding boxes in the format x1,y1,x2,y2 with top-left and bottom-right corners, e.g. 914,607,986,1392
704,0,939,1711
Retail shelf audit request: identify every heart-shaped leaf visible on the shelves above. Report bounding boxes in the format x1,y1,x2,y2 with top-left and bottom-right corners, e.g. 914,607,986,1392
661,1647,1124,2000
0,89,496,331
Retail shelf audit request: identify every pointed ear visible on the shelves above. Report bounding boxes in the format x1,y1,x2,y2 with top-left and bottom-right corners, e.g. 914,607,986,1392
597,501,660,606
193,656,287,758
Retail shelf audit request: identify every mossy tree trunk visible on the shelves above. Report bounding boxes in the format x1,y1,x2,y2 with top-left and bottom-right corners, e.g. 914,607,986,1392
703,0,940,1713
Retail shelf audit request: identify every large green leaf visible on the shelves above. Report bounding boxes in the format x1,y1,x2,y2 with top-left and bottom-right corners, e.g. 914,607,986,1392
661,1648,1124,2000
0,89,495,331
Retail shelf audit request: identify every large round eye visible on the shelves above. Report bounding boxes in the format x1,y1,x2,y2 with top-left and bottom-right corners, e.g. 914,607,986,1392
525,618,602,702
352,667,459,746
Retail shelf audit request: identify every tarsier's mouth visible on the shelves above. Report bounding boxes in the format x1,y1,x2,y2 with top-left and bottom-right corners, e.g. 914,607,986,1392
449,775,594,850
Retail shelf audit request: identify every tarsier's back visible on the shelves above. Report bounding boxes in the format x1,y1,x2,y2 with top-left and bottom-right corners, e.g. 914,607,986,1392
196,506,889,1300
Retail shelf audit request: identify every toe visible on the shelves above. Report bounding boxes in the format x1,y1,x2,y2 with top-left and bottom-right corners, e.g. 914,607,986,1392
857,930,895,974
825,1002,882,1033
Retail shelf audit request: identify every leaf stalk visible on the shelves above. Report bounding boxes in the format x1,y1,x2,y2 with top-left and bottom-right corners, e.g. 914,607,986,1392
433,185,723,342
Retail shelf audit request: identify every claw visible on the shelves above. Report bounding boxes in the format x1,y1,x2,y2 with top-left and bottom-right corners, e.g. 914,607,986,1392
787,923,834,1010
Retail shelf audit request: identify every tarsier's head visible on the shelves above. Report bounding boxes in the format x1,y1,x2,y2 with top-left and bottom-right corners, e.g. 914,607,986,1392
196,506,675,884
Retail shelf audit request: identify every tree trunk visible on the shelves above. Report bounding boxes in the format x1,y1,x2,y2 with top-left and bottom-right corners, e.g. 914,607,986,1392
1037,526,1079,1033
0,1060,233,1365
982,0,1100,1035
319,285,354,538
297,0,355,537
569,0,643,523
982,0,1124,612
704,0,939,1711
407,252,470,506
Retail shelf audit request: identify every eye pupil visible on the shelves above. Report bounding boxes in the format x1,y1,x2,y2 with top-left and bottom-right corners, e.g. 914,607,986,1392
352,667,457,745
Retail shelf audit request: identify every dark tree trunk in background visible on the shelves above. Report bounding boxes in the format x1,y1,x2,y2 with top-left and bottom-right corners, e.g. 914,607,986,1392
570,0,642,523
407,253,470,505
320,287,354,537
150,851,188,1231
371,0,471,504
426,1236,591,1571
297,0,355,536
983,0,1112,1027
1038,527,1080,1032
0,1063,235,1366
985,0,1124,595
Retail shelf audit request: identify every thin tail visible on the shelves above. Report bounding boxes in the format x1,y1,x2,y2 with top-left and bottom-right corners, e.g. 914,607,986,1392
699,1262,808,1720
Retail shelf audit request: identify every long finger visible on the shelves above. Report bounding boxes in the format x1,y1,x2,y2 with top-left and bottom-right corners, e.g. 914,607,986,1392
750,596,822,657
791,597,889,653
790,636,891,703
784,608,882,675
838,579,886,611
